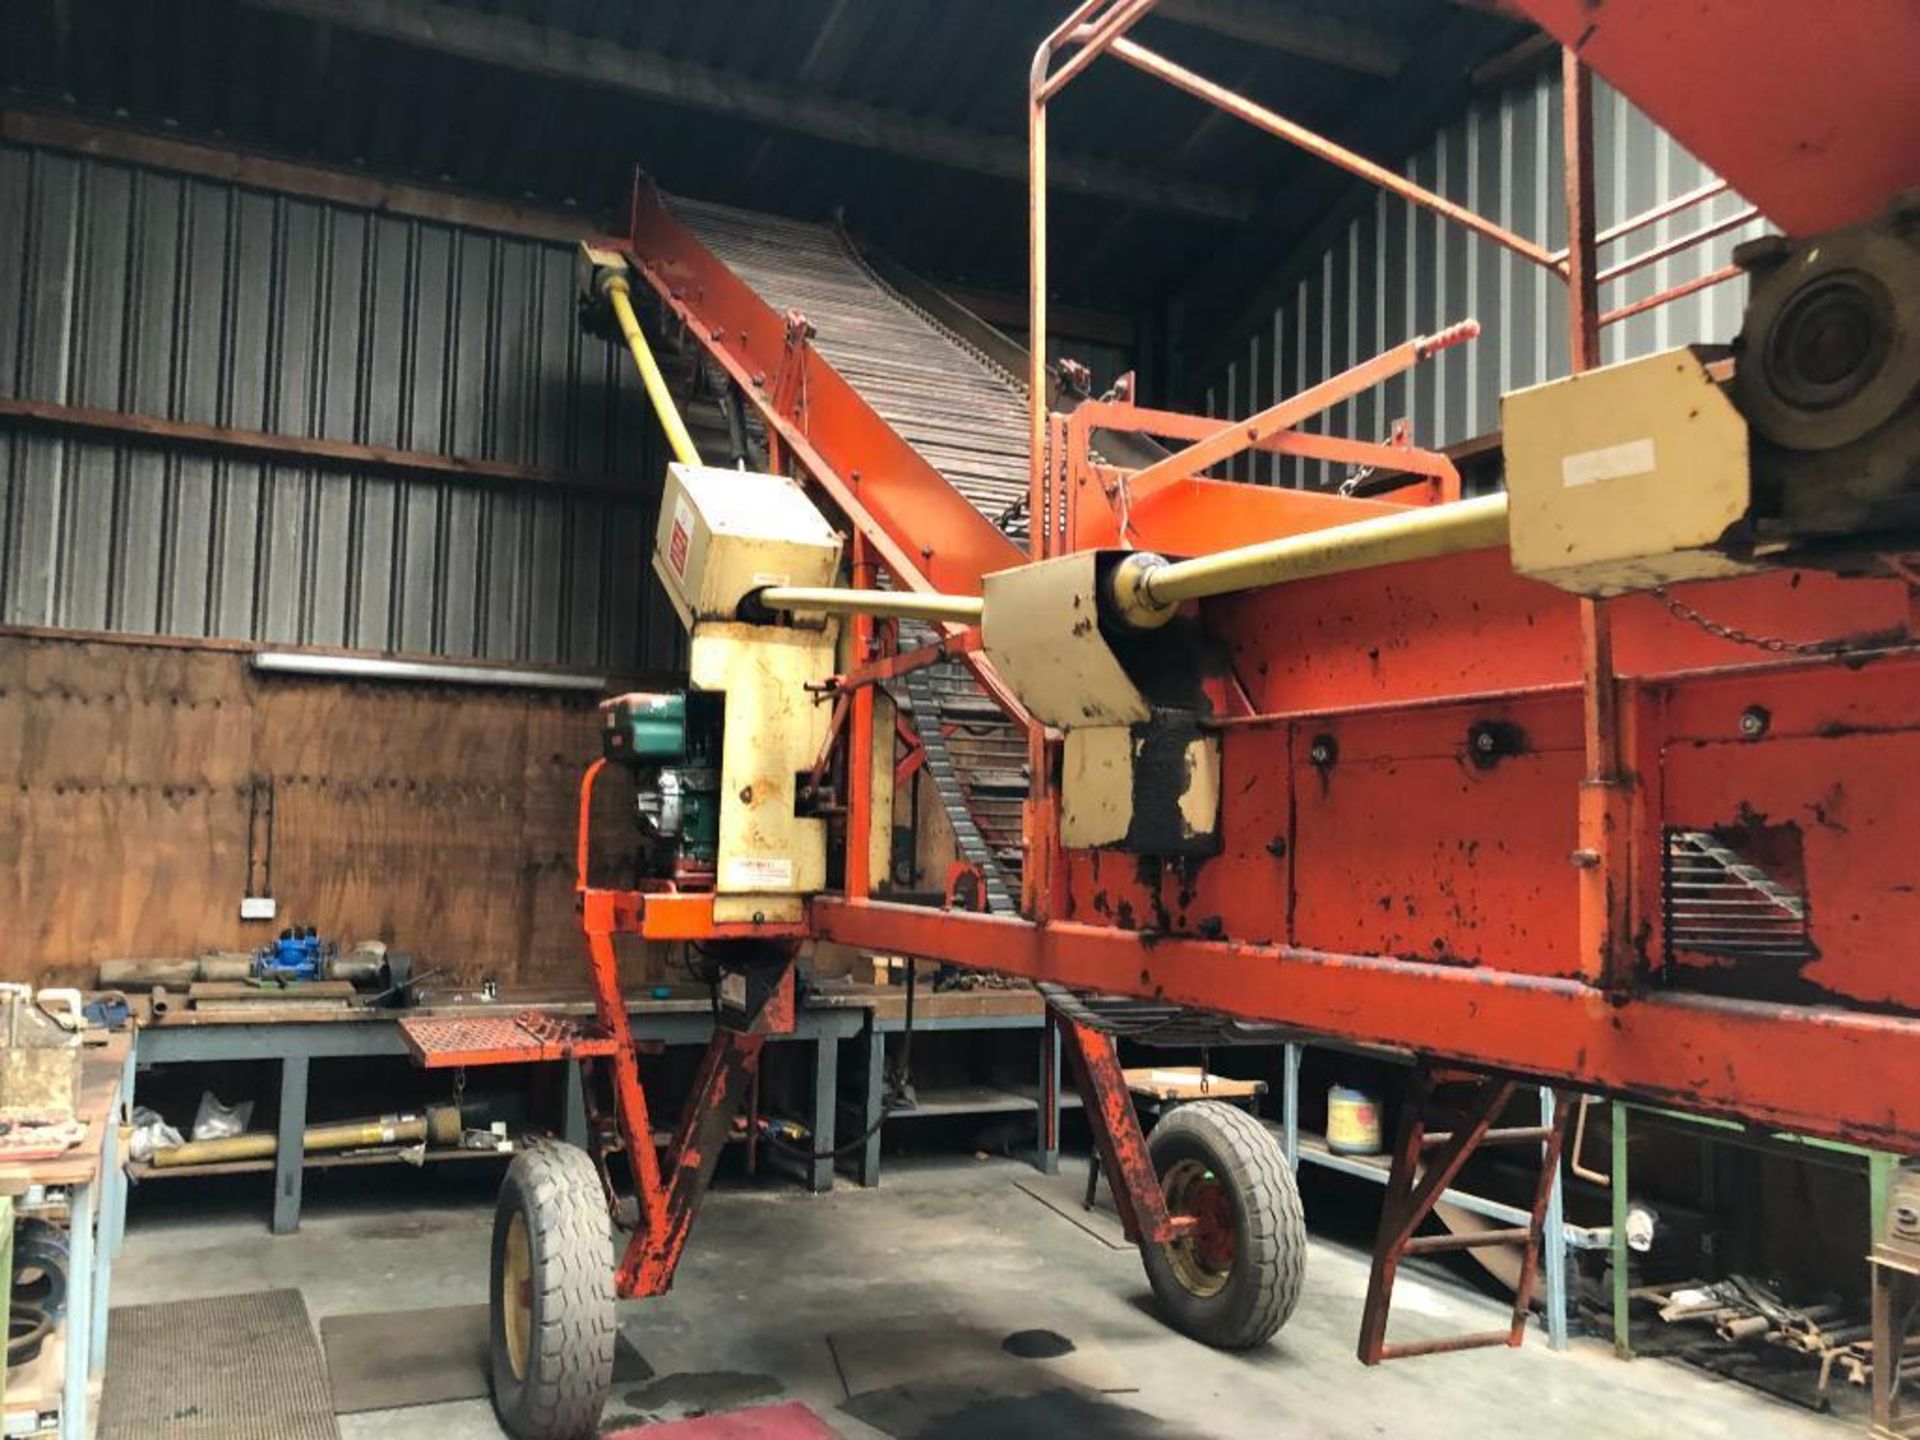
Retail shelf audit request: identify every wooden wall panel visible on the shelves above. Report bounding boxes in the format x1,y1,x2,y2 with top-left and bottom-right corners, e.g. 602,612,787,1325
0,634,655,990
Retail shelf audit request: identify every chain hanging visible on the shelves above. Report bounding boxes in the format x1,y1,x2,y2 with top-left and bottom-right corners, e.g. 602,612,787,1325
1652,587,1848,656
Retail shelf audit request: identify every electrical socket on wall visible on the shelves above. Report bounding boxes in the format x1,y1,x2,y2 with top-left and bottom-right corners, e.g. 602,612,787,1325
240,896,278,921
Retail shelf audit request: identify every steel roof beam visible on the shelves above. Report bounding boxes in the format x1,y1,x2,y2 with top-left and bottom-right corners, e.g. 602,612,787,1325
1154,0,1407,77
238,0,1254,224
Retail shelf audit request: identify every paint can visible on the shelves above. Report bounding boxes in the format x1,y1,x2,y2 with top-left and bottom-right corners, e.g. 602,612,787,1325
1326,1084,1381,1155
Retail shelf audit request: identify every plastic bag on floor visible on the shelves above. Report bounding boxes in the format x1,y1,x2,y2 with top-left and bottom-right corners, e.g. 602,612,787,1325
128,1105,184,1163
190,1091,254,1141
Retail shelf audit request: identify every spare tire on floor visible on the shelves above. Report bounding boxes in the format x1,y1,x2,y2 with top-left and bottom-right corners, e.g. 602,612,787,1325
489,1142,616,1440
1139,1100,1306,1350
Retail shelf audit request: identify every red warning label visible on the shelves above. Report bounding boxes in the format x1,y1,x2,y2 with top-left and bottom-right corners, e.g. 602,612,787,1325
667,497,693,577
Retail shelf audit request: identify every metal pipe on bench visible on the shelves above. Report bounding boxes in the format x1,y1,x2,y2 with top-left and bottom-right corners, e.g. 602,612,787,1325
148,1105,462,1168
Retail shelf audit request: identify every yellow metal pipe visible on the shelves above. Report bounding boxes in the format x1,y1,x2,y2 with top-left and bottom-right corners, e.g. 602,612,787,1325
147,1107,461,1168
1111,492,1511,627
757,585,985,625
601,273,702,468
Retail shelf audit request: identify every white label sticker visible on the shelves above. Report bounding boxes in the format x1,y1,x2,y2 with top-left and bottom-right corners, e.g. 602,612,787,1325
666,496,695,578
724,856,795,890
749,571,791,588
1562,437,1656,488
720,972,747,1010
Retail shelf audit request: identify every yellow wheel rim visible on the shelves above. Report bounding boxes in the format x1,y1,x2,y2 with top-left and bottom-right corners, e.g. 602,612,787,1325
1161,1158,1236,1299
503,1210,533,1381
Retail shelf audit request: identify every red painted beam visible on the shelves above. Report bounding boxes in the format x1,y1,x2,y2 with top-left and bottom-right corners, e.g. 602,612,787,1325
811,897,1920,1155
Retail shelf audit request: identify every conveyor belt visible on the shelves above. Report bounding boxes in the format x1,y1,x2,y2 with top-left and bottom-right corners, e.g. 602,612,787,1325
657,197,1276,1045
670,196,1032,906
671,199,1032,530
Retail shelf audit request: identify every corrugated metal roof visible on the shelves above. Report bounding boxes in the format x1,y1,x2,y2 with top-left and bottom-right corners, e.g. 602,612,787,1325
0,0,1519,312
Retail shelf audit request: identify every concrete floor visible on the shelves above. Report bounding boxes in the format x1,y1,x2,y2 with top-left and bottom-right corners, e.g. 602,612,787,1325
113,1156,1847,1439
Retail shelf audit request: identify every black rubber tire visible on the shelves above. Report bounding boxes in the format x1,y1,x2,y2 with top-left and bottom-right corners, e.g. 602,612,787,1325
12,1220,69,1322
1139,1100,1306,1350
489,1142,616,1440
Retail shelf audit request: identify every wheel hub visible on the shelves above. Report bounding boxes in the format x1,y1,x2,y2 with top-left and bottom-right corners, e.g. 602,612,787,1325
1161,1157,1237,1298
502,1210,533,1381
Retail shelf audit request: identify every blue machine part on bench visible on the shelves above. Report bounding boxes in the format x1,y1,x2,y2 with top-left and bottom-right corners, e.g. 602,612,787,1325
254,928,334,983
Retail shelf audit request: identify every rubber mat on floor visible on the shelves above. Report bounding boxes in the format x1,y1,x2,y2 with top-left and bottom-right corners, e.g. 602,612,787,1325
102,1288,338,1439
320,1302,488,1414
605,1402,839,1438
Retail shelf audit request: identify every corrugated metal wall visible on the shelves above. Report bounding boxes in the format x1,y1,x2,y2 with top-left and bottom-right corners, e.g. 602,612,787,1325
0,136,682,673
1201,68,1768,491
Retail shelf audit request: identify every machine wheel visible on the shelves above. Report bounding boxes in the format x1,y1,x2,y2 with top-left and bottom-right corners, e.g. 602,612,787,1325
489,1143,616,1440
1139,1100,1305,1350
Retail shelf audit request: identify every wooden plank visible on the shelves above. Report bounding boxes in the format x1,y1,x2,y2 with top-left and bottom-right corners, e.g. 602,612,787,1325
0,108,597,245
1121,1066,1267,1101
2,634,652,989
0,637,255,983
0,396,626,495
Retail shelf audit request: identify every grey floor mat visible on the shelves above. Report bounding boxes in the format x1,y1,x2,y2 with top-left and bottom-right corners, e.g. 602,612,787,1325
103,1288,338,1439
321,1302,490,1414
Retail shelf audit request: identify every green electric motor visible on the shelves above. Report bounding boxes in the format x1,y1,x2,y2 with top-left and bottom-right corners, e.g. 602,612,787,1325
602,692,723,882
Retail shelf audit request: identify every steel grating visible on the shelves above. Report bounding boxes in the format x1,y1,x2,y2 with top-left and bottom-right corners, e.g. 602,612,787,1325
399,1011,618,1069
102,1289,337,1440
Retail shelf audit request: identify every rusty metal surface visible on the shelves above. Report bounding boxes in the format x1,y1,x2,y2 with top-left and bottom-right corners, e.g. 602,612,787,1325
1512,0,1920,237
1060,1018,1184,1246
398,1011,617,1069
1358,1066,1572,1363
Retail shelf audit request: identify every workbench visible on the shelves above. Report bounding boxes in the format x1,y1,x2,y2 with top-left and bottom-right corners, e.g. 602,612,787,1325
829,985,1066,1188
0,1034,134,1440
1606,1101,1900,1360
132,991,867,1233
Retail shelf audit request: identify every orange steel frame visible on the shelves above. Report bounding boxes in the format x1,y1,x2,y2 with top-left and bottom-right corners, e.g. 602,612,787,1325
593,0,1920,1277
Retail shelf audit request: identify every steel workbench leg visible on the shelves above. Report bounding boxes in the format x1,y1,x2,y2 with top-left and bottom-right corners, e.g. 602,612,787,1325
0,1197,12,1417
60,1179,93,1440
273,1054,310,1235
563,1062,589,1150
113,1042,136,1259
90,1112,123,1379
1281,1042,1302,1170
1612,1100,1632,1358
1540,1087,1569,1351
1035,1020,1061,1176
857,1022,883,1188
807,1034,837,1194
1871,1149,1898,1241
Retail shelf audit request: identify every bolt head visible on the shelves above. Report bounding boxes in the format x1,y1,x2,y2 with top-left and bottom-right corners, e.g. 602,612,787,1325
1739,705,1770,738
1475,730,1497,752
